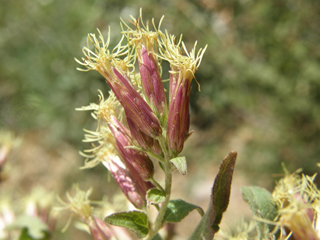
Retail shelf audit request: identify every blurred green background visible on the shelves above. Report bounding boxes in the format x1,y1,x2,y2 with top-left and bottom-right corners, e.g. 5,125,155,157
1,0,320,239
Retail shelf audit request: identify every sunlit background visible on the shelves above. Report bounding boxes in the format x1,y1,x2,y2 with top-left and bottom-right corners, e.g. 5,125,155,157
1,0,320,239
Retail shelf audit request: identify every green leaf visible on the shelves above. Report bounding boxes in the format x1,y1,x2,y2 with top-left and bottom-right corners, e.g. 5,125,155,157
189,151,237,240
241,186,278,239
211,151,237,232
163,199,204,223
18,228,50,240
170,156,187,175
147,188,166,204
6,215,49,239
104,211,149,238
19,228,34,240
151,233,162,240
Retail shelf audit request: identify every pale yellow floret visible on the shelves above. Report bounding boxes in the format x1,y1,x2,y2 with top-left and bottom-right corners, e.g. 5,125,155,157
25,186,55,211
75,27,136,81
216,219,256,240
157,30,207,91
271,166,320,239
120,9,164,86
273,168,320,212
76,90,121,169
56,185,94,232
79,127,116,169
120,8,164,54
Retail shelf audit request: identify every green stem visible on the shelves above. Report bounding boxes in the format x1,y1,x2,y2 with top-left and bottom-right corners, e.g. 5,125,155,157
149,177,165,192
146,136,172,240
124,145,165,162
147,149,165,163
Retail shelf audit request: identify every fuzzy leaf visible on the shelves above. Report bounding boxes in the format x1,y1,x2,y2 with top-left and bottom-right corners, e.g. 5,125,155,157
211,151,237,231
241,186,278,239
170,157,187,175
104,211,148,238
147,188,166,204
6,215,49,239
189,151,237,240
163,199,204,223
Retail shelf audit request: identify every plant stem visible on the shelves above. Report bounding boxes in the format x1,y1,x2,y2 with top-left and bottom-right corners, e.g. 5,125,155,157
147,149,165,163
150,177,165,192
146,136,173,240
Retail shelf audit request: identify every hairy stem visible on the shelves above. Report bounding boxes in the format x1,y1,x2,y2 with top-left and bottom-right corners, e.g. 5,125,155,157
150,177,165,192
146,136,173,240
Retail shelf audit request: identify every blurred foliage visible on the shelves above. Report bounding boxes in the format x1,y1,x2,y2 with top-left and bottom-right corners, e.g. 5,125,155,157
1,0,320,194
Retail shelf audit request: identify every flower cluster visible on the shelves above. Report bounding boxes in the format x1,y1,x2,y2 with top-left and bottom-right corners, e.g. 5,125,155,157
76,11,206,209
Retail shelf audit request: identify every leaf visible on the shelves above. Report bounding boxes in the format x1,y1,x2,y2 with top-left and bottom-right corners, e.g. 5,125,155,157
104,211,148,238
170,157,187,175
211,151,237,232
6,215,49,239
147,188,166,204
18,228,34,240
189,151,237,240
241,186,278,239
163,199,204,223
18,228,50,240
151,233,162,240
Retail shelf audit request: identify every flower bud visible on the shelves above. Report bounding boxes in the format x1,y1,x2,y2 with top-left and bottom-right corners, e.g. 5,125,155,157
76,29,162,139
152,139,163,156
88,216,113,240
167,76,192,154
103,155,153,209
138,45,167,121
158,32,207,154
108,116,154,180
110,68,162,138
126,115,154,150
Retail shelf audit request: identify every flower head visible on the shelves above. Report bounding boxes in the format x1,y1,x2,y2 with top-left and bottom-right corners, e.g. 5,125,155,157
103,155,152,209
76,28,162,139
121,11,168,123
272,167,320,240
158,31,207,154
57,185,115,240
78,91,153,208
77,90,118,169
108,116,154,180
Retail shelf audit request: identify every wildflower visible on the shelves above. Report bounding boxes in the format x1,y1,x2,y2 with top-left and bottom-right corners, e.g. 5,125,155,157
272,167,320,240
216,219,256,240
76,28,162,140
103,155,153,209
57,185,114,240
122,13,168,123
24,187,56,232
76,90,118,169
77,91,153,207
158,31,207,154
108,116,154,180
